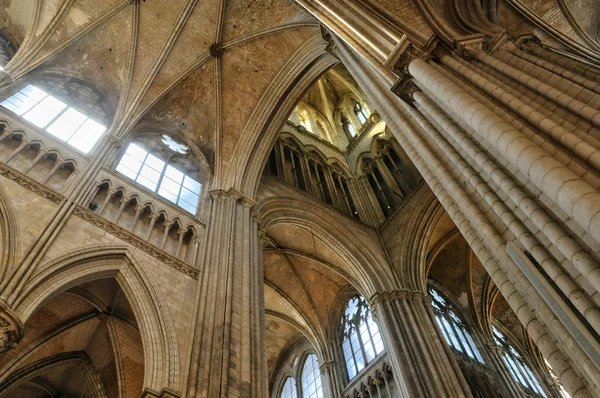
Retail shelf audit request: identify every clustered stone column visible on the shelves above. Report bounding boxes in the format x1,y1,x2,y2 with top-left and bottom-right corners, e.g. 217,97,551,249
370,290,473,397
335,35,600,397
186,189,266,398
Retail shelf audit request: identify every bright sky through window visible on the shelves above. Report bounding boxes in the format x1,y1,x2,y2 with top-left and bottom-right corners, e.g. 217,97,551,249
1,84,106,153
116,143,202,214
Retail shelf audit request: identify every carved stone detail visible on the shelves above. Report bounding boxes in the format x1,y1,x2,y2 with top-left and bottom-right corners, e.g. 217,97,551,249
0,305,22,356
72,206,199,280
454,33,486,60
0,163,64,204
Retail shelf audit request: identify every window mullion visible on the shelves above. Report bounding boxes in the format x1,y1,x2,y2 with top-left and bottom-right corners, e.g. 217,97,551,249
44,106,69,132
155,162,168,194
65,116,88,142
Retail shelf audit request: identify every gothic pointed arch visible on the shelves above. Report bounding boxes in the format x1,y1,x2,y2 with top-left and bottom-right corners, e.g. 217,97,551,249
11,245,181,394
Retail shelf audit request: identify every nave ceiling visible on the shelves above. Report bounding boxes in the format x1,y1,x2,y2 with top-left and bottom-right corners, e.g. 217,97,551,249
0,0,321,188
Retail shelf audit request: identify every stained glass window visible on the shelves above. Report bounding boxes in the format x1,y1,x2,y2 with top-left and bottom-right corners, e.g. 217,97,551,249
492,325,548,397
280,377,297,398
341,296,384,380
429,287,484,364
301,354,324,398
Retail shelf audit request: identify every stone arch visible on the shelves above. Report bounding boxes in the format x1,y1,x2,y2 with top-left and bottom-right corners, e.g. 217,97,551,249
11,245,180,393
258,197,398,295
0,351,108,398
231,33,338,197
0,181,19,280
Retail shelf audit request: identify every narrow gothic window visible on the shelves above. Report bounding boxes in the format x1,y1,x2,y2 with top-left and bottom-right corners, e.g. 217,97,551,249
1,84,106,153
280,376,298,398
341,296,384,380
492,325,548,397
429,287,484,363
354,102,368,124
116,142,202,214
301,354,324,398
341,115,357,138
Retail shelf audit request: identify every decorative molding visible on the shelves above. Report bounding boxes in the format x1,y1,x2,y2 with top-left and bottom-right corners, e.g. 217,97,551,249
0,163,63,204
72,206,199,280
0,303,23,356
369,288,425,307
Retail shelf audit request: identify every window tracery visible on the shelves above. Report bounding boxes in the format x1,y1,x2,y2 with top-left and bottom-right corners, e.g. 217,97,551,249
491,325,548,397
116,136,202,215
340,296,384,380
301,354,324,398
1,83,107,153
280,376,298,398
428,287,484,363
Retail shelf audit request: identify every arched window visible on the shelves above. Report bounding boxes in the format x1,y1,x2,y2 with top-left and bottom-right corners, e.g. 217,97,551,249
341,115,357,138
298,110,311,132
354,102,368,124
428,287,484,363
301,354,324,398
341,296,384,380
116,135,202,214
1,84,106,153
492,325,548,397
280,376,298,398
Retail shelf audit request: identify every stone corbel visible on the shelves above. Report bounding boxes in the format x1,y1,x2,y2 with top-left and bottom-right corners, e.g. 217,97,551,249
0,303,23,356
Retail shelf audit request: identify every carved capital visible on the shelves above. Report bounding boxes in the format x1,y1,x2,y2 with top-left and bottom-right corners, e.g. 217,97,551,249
321,27,337,55
0,304,23,356
0,70,14,90
389,37,434,73
515,34,541,52
391,76,420,104
454,33,486,60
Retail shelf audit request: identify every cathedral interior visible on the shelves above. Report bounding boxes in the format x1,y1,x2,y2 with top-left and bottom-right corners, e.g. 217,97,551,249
0,0,599,397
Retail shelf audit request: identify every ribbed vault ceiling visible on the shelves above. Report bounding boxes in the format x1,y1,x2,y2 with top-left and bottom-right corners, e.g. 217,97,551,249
0,0,320,185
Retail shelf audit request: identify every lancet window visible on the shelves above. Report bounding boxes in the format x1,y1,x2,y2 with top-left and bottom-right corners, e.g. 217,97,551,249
280,377,298,398
429,287,484,363
340,296,385,380
354,102,368,124
1,83,106,153
492,325,548,397
341,115,357,139
116,135,201,214
301,354,324,398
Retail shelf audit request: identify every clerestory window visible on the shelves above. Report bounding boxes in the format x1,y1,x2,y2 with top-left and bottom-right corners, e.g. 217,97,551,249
116,141,201,214
492,325,548,397
429,287,484,363
354,102,368,124
280,376,298,398
341,115,357,138
1,84,106,153
341,296,384,380
301,354,324,398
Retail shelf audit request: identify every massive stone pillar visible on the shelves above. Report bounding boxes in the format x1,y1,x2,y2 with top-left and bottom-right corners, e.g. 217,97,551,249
186,189,267,398
371,291,473,397
335,36,600,397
